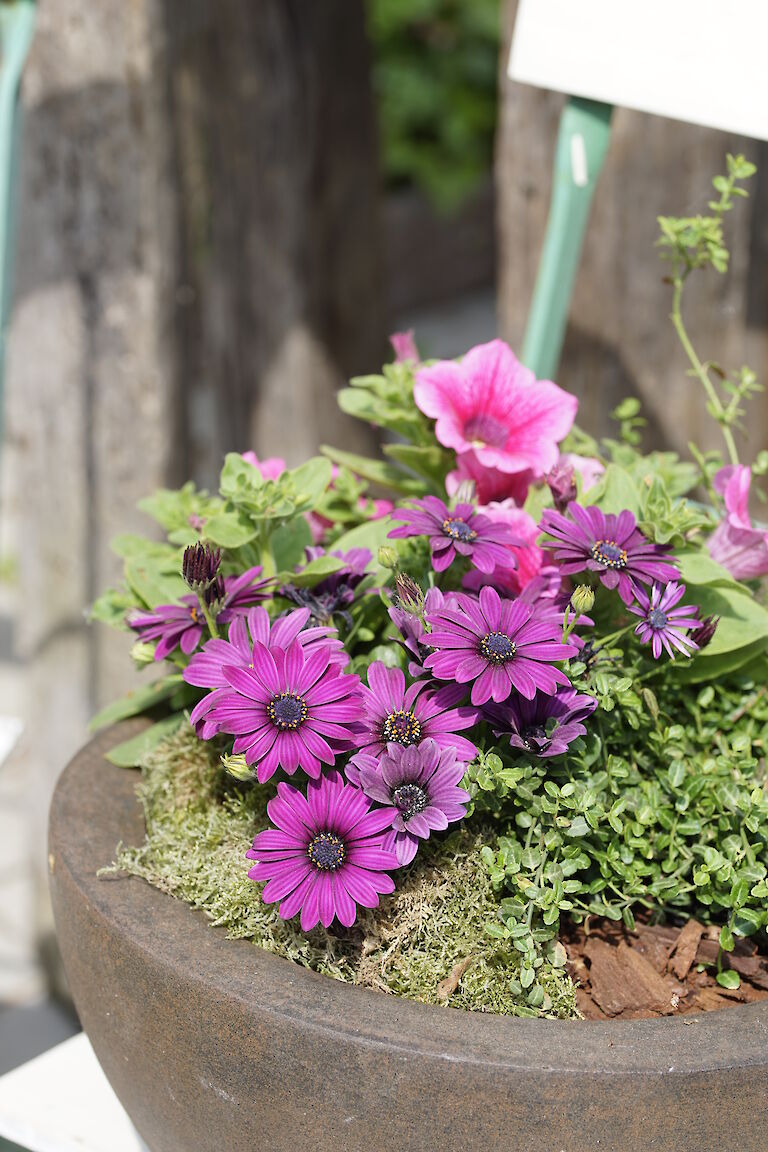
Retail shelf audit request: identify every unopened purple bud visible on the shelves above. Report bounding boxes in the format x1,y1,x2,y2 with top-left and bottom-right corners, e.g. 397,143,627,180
182,542,221,590
546,462,578,514
203,572,226,610
690,615,719,650
395,573,424,614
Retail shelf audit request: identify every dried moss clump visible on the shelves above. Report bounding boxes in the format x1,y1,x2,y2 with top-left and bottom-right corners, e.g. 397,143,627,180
108,724,577,1018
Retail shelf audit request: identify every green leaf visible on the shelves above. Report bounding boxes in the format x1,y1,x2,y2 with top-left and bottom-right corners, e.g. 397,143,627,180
275,555,346,588
123,550,187,609
289,457,333,506
89,675,184,731
676,550,738,588
589,463,642,518
270,516,313,572
104,715,185,767
203,511,259,548
383,442,451,488
320,446,423,495
715,968,741,990
719,924,735,952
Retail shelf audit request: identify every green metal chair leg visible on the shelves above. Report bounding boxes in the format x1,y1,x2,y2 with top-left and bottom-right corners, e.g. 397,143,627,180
521,96,613,381
0,0,36,446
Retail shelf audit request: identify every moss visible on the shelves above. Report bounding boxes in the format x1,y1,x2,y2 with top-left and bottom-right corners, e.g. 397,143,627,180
107,723,577,1018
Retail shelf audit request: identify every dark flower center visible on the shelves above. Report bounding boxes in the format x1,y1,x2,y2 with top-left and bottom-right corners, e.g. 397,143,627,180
522,724,550,751
590,539,628,569
480,631,517,664
442,516,477,543
307,831,345,871
267,692,308,731
648,608,668,630
382,709,422,746
392,783,428,821
464,414,508,448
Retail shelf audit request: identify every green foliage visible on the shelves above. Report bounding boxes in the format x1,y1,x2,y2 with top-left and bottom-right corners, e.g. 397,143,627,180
367,0,500,212
658,154,762,467
472,672,768,970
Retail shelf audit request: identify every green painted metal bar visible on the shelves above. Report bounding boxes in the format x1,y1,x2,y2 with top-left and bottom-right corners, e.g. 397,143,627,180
522,96,613,380
0,0,35,454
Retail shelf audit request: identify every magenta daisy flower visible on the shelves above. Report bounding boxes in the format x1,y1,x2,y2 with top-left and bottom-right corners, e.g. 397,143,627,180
424,585,577,705
540,504,679,606
128,566,271,661
207,641,362,782
389,494,520,574
246,771,398,930
350,662,477,764
350,740,470,866
413,339,577,477
184,606,347,738
628,581,700,660
485,687,597,759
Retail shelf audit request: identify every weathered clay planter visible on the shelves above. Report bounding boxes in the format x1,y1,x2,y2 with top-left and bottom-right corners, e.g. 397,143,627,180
49,723,768,1152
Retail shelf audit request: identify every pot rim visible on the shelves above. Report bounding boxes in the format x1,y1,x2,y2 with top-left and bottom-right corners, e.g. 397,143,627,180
49,722,768,1079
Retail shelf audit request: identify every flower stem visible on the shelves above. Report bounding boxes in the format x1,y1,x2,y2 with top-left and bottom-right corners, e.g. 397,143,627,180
670,276,739,466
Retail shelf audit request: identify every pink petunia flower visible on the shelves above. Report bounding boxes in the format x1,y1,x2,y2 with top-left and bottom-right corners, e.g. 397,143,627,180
446,451,533,507
414,339,577,478
560,453,605,493
241,453,286,480
707,465,768,580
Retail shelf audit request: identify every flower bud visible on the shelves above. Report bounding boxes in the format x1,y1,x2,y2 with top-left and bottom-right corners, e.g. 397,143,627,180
395,573,424,614
570,585,595,615
130,641,156,666
182,541,221,590
378,546,399,570
546,461,577,514
220,753,253,781
203,573,226,610
690,615,719,650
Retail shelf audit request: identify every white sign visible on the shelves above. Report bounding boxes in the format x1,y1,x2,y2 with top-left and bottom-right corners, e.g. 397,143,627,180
509,0,768,141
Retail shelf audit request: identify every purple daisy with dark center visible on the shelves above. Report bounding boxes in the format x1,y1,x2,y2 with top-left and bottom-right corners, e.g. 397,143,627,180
349,739,470,865
540,504,678,606
388,495,521,574
184,606,347,738
349,661,477,764
207,640,362,782
246,771,398,930
128,566,271,661
424,585,577,705
628,581,700,660
281,547,373,627
485,687,597,759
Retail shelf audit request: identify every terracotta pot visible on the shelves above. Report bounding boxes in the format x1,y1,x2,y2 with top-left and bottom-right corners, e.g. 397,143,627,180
49,723,768,1152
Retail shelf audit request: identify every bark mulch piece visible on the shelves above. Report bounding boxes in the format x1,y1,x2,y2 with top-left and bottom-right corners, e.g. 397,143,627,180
562,917,768,1020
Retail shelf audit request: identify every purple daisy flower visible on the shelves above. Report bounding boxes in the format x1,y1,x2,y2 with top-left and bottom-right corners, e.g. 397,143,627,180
349,661,477,764
628,581,700,660
540,504,678,606
350,739,470,866
128,566,271,661
281,547,373,627
246,771,398,930
485,687,597,759
207,640,362,782
388,495,521,574
424,585,577,705
183,606,347,738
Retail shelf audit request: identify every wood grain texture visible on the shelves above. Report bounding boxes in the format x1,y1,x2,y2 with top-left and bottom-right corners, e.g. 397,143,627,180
498,0,768,459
